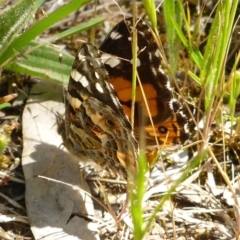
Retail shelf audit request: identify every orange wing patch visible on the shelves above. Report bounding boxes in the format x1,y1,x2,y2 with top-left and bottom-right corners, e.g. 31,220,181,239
100,17,189,146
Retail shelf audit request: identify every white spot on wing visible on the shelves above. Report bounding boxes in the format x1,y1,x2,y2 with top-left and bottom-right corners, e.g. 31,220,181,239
110,31,122,40
80,76,89,87
166,81,171,90
110,93,120,106
149,52,152,61
67,94,82,109
155,49,160,58
95,71,100,79
101,53,120,68
86,44,93,55
71,69,80,82
158,65,165,75
168,99,175,110
71,69,89,88
136,58,141,67
130,57,141,67
151,66,157,76
95,82,104,93
184,124,189,133
78,53,85,61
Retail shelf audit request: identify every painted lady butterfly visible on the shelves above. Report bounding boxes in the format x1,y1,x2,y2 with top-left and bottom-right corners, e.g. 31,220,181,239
58,43,138,180
58,17,188,180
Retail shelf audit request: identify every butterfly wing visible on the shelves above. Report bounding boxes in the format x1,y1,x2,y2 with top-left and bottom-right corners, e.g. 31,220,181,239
63,43,138,179
100,17,189,145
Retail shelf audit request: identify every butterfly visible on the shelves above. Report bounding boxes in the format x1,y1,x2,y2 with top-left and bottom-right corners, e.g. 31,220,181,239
58,42,138,180
58,17,188,180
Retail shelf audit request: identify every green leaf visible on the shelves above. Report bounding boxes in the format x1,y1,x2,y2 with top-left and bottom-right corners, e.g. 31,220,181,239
201,1,238,113
188,71,201,85
36,0,45,9
50,17,105,42
0,134,7,154
131,150,147,239
163,1,182,74
170,17,203,69
4,41,74,84
142,0,157,30
0,0,91,65
229,54,240,121
0,0,36,56
3,17,105,83
0,103,11,110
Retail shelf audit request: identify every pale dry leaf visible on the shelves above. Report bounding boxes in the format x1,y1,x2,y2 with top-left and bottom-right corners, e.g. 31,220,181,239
22,80,99,240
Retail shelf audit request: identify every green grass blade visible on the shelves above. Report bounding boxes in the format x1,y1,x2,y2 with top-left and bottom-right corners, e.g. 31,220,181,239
188,71,201,85
3,17,104,83
52,17,105,42
0,0,91,65
0,103,11,110
131,151,146,240
229,53,240,124
36,0,45,9
142,0,157,30
170,17,203,69
201,1,238,114
0,134,7,154
144,151,208,234
4,41,74,84
0,0,36,56
163,1,182,74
